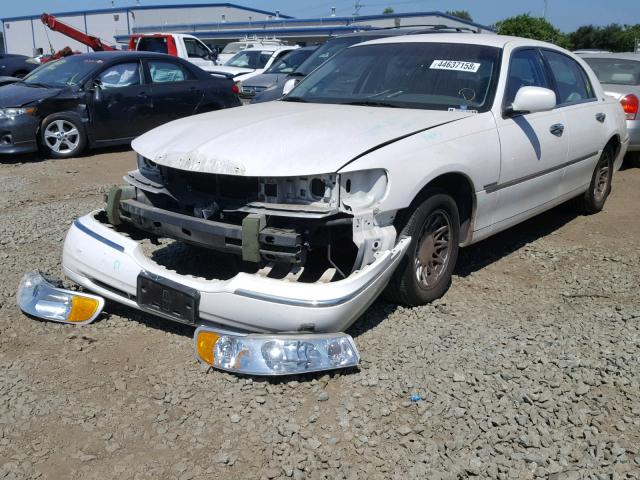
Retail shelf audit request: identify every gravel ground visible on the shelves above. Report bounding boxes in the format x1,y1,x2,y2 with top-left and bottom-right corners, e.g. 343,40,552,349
1,150,639,480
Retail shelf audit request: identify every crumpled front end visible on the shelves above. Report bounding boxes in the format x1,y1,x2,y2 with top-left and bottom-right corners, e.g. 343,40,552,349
61,154,408,334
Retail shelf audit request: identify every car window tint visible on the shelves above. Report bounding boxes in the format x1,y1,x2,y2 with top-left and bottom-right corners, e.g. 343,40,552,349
148,61,192,83
542,50,595,104
505,49,550,106
184,38,210,59
97,62,141,88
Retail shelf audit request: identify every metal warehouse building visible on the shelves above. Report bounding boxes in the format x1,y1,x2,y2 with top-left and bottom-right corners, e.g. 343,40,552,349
1,3,492,57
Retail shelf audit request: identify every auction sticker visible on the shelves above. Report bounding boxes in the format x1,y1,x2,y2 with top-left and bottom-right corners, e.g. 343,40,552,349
430,60,481,72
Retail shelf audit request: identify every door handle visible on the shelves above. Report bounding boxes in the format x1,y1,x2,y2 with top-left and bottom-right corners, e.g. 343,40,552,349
595,112,606,123
549,123,564,136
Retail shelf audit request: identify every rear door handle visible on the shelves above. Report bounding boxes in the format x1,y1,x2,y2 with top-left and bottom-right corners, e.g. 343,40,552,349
549,123,564,136
595,112,606,122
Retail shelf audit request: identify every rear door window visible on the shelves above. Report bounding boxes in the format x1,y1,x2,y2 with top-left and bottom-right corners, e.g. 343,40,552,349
148,60,193,83
542,50,595,105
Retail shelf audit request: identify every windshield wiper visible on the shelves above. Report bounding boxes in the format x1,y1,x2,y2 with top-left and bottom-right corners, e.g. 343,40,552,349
288,71,306,77
343,100,398,108
281,96,307,103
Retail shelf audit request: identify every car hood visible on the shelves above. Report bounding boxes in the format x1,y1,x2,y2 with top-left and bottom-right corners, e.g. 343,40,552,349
132,101,473,177
211,66,255,78
0,82,59,108
243,73,287,88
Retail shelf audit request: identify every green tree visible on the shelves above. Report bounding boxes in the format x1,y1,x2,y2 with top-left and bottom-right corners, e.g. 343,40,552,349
446,10,473,22
382,7,394,14
496,14,570,48
569,23,640,52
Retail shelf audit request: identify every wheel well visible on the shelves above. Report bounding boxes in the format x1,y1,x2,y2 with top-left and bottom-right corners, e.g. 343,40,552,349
604,134,621,159
401,173,475,245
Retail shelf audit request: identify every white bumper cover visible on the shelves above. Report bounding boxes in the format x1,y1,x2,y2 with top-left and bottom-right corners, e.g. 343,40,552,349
62,212,410,334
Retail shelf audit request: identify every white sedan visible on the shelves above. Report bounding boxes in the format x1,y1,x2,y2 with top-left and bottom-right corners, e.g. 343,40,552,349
56,34,628,374
211,45,298,84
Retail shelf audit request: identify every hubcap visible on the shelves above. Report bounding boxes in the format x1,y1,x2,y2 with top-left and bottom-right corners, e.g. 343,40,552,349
44,120,80,154
593,153,611,202
414,209,452,288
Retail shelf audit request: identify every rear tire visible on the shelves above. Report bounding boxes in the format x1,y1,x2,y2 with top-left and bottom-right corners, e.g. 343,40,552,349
572,147,613,215
385,189,460,306
40,114,86,159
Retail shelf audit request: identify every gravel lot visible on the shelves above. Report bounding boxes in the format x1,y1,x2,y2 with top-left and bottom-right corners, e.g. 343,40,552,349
1,149,639,480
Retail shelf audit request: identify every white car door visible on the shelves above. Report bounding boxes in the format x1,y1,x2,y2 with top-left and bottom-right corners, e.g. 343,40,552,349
492,48,569,227
540,49,606,194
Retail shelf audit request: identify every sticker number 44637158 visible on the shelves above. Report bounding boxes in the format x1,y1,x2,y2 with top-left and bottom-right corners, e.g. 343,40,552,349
429,60,481,73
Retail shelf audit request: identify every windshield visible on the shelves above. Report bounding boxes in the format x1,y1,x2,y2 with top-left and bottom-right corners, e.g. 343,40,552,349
583,57,640,86
226,50,273,69
295,36,375,76
286,42,501,112
221,42,247,55
23,56,100,87
265,49,314,74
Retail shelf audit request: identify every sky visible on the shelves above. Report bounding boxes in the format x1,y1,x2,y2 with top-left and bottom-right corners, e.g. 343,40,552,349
1,0,639,32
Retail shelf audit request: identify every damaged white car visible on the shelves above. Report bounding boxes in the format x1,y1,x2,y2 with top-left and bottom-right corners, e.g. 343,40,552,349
46,34,629,374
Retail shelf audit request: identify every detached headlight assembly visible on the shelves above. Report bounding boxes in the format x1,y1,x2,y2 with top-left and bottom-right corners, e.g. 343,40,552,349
194,327,360,375
0,107,34,120
18,271,104,325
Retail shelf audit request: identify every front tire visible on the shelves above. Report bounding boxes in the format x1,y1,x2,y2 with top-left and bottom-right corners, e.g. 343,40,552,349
40,114,86,159
572,147,613,214
385,189,460,306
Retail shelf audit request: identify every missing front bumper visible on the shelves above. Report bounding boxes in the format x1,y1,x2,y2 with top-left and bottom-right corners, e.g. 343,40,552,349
62,211,411,333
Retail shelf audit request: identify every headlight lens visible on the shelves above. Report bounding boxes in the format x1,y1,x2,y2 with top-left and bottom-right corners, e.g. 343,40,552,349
18,271,104,324
194,327,360,375
0,107,34,120
340,169,388,210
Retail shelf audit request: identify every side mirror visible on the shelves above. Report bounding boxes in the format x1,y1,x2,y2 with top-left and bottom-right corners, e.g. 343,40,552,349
507,86,556,116
282,78,298,96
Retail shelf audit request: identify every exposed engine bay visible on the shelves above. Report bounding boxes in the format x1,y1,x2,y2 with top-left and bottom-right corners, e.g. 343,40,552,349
104,155,397,283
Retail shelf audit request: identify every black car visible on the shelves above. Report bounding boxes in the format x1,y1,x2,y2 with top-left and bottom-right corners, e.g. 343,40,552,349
252,25,477,104
0,54,39,78
0,51,240,158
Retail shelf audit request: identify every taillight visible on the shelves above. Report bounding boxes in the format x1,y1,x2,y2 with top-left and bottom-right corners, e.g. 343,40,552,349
231,83,240,95
620,94,638,120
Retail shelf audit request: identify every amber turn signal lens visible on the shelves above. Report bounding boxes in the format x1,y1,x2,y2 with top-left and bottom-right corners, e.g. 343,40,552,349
68,296,101,322
196,331,220,365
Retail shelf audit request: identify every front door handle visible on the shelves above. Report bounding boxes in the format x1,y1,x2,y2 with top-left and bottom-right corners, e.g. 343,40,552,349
595,112,606,123
550,123,564,137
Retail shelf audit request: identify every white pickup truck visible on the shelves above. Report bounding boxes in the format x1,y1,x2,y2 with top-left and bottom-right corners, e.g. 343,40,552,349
128,33,218,73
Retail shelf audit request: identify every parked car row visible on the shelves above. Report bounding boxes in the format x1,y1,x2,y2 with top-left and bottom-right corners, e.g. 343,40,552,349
0,51,239,157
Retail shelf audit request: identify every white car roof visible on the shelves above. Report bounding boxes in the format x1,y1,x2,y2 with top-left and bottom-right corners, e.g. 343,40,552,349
358,33,566,51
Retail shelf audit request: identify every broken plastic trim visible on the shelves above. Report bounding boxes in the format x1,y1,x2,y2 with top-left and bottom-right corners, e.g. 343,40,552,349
18,271,105,325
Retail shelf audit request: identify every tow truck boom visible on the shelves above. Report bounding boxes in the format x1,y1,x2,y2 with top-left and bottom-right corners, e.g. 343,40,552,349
41,13,117,52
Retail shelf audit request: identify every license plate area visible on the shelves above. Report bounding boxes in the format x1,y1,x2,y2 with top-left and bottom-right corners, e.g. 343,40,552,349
137,272,199,325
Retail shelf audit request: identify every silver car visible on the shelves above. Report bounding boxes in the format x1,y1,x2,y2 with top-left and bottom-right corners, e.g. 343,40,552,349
581,53,640,158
